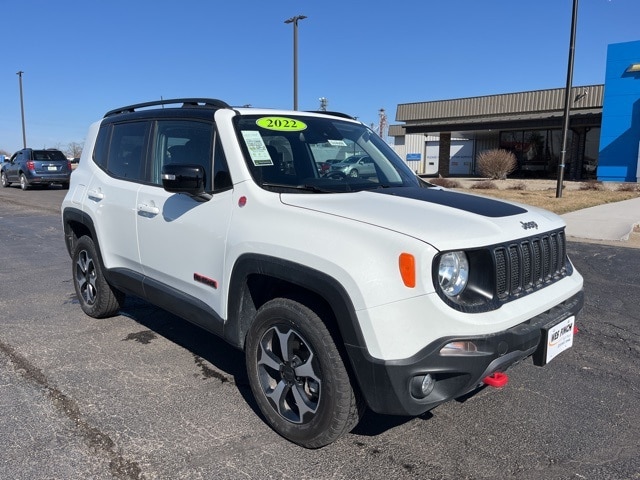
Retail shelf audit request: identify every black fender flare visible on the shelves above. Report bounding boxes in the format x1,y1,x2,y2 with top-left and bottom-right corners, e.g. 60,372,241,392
224,253,367,354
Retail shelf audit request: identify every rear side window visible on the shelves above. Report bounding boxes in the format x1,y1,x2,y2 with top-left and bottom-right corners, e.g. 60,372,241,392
93,125,110,169
106,122,148,181
93,121,149,182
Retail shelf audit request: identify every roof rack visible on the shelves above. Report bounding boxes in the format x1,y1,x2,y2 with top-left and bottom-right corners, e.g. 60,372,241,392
104,98,231,118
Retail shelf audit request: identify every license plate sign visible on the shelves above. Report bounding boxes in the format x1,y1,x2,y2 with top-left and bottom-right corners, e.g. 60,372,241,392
48,166,57,171
542,316,575,365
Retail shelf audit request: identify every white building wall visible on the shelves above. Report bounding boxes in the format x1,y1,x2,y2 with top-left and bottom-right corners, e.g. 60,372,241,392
394,131,501,176
401,133,427,173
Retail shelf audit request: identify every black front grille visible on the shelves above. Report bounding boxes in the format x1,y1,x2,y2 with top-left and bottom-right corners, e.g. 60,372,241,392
494,230,568,301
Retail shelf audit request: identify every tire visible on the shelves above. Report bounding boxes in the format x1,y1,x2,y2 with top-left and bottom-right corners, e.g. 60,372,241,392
245,298,362,448
72,235,124,318
19,173,30,190
0,171,10,187
349,169,359,178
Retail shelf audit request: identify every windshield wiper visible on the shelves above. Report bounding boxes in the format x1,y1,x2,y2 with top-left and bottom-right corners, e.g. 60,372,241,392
261,182,334,193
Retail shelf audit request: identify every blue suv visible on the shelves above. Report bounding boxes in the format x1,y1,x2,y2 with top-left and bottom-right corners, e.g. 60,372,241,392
1,148,71,190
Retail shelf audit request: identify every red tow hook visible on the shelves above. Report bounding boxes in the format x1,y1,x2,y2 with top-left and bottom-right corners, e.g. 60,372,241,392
483,372,509,388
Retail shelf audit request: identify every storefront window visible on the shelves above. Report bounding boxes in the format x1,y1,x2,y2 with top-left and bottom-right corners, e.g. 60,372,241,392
500,129,575,177
583,127,600,178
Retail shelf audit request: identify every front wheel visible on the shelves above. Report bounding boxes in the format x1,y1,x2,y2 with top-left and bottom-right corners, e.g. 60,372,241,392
72,235,125,318
0,171,10,187
245,298,362,448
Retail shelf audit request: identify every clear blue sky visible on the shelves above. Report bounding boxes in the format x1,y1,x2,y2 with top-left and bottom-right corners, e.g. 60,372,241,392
1,0,638,155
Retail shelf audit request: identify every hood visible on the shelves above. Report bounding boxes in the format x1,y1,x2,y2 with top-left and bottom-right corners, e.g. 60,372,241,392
280,187,564,250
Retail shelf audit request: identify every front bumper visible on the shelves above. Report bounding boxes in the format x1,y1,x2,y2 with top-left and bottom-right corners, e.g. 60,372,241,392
346,290,584,416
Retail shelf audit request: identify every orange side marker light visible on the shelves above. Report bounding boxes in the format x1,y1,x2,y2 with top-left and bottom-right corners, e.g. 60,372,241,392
399,253,416,288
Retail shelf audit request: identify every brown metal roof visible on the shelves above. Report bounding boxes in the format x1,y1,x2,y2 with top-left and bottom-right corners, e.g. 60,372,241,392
403,108,602,134
390,85,604,136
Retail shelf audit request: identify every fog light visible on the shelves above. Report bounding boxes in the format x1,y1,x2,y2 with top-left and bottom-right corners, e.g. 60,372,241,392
411,374,435,398
440,341,478,356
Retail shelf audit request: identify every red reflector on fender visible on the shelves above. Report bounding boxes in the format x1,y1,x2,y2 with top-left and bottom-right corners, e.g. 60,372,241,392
194,273,218,289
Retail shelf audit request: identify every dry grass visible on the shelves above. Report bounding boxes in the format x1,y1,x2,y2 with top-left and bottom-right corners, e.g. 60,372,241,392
470,180,498,190
458,187,640,215
428,178,462,188
617,183,639,192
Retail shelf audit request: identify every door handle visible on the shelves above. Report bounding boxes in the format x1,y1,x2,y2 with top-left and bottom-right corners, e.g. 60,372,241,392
87,189,104,200
137,203,160,215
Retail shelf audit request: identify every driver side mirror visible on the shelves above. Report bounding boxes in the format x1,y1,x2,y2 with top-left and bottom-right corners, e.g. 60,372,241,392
162,164,206,196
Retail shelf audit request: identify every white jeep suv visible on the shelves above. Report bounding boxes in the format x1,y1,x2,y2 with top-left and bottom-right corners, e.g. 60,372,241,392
61,98,584,448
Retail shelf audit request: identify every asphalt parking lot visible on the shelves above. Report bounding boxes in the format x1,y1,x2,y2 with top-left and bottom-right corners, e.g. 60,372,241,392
1,186,639,480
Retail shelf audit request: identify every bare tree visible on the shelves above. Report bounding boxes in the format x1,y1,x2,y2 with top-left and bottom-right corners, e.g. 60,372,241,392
66,142,84,159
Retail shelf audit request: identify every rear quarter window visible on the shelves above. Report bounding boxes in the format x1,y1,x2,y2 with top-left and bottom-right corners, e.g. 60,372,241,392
94,121,148,182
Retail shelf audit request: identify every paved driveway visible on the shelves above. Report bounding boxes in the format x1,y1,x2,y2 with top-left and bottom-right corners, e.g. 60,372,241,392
0,186,638,479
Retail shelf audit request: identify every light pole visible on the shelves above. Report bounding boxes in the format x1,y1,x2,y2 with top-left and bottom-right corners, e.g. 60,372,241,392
556,0,579,198
16,71,27,148
284,15,307,110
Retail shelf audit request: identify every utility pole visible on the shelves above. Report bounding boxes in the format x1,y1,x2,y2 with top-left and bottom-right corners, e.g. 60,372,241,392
284,15,307,110
17,71,27,148
556,0,579,198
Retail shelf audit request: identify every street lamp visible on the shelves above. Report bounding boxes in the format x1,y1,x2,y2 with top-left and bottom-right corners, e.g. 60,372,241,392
284,15,307,110
16,71,27,148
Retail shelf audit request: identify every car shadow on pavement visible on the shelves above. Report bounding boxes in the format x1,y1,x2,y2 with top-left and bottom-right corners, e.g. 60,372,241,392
116,296,261,414
352,410,429,437
115,295,446,439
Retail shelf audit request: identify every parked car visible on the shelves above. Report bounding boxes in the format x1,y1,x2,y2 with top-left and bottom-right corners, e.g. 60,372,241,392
1,148,71,190
328,155,377,178
61,98,583,448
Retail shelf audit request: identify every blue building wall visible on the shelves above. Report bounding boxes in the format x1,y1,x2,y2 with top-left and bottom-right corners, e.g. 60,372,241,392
598,40,640,182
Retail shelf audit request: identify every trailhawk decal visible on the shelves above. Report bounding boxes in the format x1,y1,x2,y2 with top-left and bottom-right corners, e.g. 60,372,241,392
371,187,527,218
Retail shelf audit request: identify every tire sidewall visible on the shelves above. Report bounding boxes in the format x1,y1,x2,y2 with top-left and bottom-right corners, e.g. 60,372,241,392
72,236,121,318
246,299,348,447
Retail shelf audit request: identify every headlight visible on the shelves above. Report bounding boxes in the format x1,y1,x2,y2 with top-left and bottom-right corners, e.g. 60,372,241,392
437,251,469,297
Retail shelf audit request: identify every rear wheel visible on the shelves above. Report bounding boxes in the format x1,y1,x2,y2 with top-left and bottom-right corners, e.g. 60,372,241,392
19,173,29,190
72,235,124,318
0,171,10,187
245,298,362,448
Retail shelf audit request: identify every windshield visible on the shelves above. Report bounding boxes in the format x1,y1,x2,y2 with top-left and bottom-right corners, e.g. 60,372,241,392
234,114,420,193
